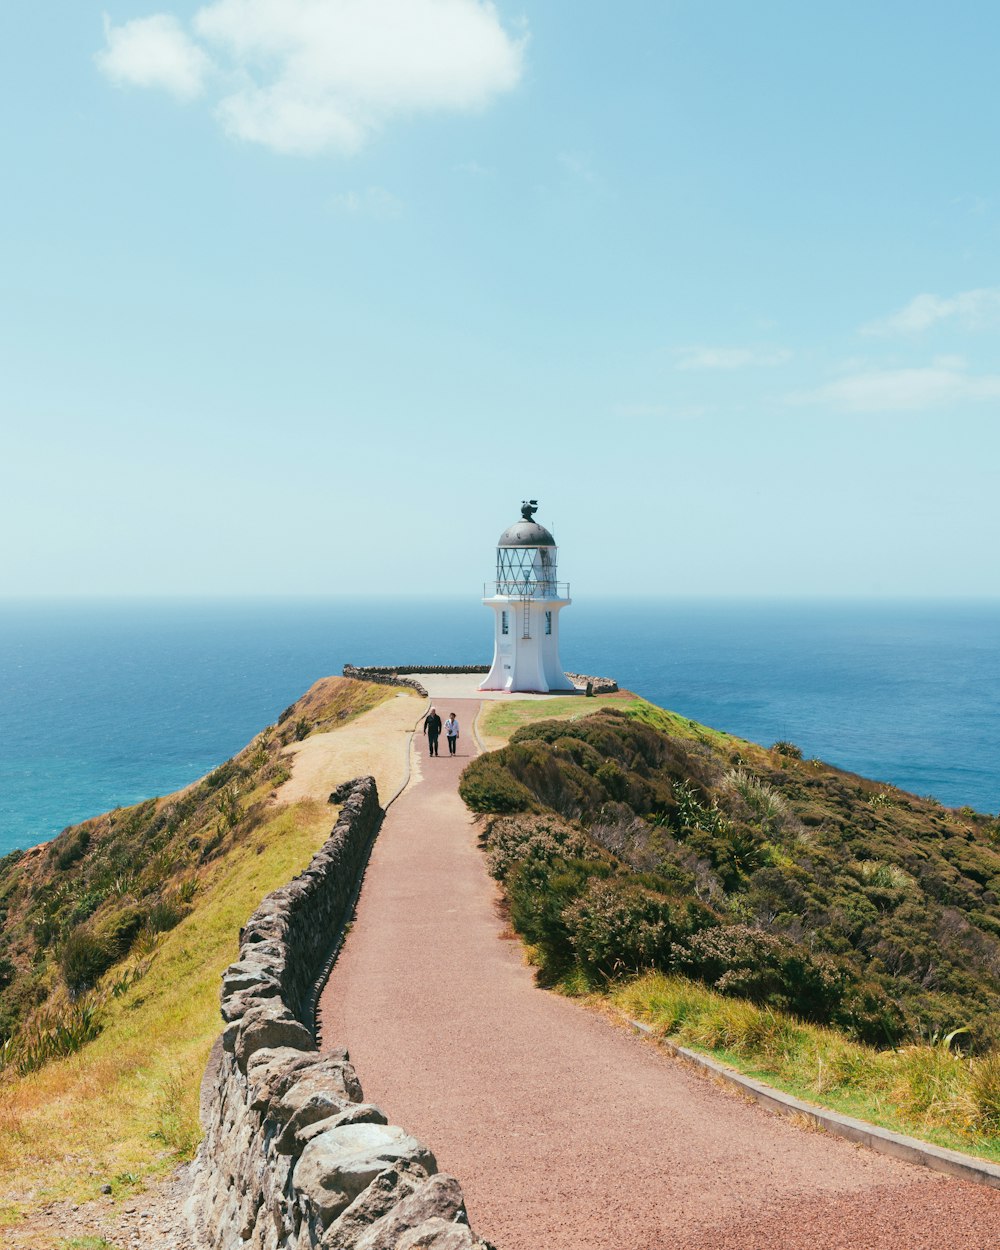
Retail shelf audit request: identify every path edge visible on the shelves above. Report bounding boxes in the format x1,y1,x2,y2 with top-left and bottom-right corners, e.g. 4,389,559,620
625,1014,1000,1191
308,699,429,1023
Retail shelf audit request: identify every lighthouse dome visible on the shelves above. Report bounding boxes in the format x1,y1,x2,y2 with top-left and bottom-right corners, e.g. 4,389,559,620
498,519,556,547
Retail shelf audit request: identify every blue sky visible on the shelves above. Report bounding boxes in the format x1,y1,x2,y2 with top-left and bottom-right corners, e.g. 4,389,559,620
2,1,998,598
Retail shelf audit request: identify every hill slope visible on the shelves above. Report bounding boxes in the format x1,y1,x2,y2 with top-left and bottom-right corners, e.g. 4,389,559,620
0,676,418,1225
462,702,1000,1050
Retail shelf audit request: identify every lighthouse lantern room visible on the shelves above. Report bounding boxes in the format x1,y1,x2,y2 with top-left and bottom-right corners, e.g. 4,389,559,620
480,501,575,693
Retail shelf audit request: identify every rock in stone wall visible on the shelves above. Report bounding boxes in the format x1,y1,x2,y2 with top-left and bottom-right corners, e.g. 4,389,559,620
189,777,491,1250
341,667,431,697
564,673,619,694
344,664,618,697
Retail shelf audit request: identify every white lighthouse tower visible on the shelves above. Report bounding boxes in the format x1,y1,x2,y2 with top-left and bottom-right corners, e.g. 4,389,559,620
480,501,575,693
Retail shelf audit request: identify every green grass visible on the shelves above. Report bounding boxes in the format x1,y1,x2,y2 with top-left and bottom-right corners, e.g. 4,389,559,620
478,692,753,755
0,675,404,1219
608,972,1000,1164
478,692,642,744
0,799,335,1209
621,698,755,751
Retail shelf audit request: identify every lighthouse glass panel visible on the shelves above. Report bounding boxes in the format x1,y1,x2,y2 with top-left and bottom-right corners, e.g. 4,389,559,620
496,546,558,596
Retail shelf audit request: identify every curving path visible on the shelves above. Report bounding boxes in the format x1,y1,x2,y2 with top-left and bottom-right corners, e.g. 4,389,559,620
317,697,1000,1250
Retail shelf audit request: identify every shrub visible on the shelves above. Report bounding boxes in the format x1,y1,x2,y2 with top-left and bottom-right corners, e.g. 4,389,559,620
216,785,244,830
60,928,116,994
1,995,105,1074
564,879,675,977
832,983,906,1047
595,760,629,801
771,741,803,759
507,856,609,982
95,905,146,959
483,815,599,881
460,756,534,814
673,924,848,1024
721,769,791,837
55,829,91,871
147,895,190,933
673,780,728,837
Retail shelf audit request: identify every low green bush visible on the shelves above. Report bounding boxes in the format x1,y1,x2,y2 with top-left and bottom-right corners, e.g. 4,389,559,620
564,879,676,976
459,755,534,813
60,928,116,995
673,924,850,1026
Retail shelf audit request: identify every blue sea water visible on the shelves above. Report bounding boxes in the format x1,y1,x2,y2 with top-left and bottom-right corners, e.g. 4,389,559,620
1,598,998,856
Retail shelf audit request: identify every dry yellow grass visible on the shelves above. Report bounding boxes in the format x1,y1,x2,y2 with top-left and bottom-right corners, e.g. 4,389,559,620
0,680,421,1225
277,690,423,805
0,799,332,1218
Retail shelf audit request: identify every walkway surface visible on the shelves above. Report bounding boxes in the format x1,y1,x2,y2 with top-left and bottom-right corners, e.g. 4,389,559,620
317,696,1000,1250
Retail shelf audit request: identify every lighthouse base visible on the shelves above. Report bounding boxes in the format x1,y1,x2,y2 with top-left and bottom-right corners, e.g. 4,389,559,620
479,596,574,694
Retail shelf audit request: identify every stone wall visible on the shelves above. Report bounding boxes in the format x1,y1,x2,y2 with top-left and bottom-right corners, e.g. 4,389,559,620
564,673,619,694
342,665,493,697
344,663,618,696
189,777,490,1250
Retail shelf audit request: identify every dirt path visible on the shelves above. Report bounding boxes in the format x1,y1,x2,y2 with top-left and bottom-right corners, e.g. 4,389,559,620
317,698,1000,1250
276,690,423,805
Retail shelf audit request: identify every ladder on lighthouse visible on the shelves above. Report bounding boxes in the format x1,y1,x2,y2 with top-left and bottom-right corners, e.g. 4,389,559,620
521,597,531,639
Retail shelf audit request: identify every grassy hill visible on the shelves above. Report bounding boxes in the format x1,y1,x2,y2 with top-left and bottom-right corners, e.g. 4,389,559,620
0,677,410,1226
463,699,1000,1155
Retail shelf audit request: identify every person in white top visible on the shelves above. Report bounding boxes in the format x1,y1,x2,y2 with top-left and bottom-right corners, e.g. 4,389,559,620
444,713,460,755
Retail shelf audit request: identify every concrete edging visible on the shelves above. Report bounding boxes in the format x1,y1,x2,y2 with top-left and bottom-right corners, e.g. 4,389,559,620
625,1015,1000,1191
471,703,488,756
384,699,431,812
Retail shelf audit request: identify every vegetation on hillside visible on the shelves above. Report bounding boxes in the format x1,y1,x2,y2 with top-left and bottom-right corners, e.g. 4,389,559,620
461,705,1000,1053
0,676,393,1072
462,702,1000,1152
0,677,399,1223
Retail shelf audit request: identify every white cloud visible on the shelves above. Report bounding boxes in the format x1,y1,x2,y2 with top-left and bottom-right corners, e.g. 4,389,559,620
792,362,1000,412
97,0,526,155
329,185,403,218
95,13,212,101
673,346,791,371
862,287,1000,335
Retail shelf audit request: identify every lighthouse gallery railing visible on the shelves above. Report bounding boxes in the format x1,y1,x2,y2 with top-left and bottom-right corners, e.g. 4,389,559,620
484,580,571,599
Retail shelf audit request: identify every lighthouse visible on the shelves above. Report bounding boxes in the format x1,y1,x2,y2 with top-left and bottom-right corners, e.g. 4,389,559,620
480,501,575,693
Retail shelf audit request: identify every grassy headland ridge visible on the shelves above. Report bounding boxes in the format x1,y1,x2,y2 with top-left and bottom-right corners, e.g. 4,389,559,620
463,698,1000,1156
0,677,415,1225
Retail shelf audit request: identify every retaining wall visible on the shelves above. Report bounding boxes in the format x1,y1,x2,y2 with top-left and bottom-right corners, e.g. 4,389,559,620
189,777,490,1250
343,664,619,696
564,672,619,694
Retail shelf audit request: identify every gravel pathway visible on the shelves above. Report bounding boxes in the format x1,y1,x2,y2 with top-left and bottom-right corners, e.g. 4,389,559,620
317,696,1000,1249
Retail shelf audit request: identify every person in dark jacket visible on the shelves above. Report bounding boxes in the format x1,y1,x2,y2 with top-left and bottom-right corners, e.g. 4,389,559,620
423,707,442,757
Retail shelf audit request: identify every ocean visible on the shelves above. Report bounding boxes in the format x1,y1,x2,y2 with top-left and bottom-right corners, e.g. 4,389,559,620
1,597,997,856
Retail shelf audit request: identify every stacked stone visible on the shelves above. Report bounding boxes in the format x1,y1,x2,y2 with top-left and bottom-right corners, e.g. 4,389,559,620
343,663,618,696
190,777,491,1250
343,665,491,677
341,667,430,697
565,673,619,694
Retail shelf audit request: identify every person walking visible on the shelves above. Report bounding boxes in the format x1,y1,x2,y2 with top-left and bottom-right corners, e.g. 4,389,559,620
444,712,460,755
423,706,442,757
